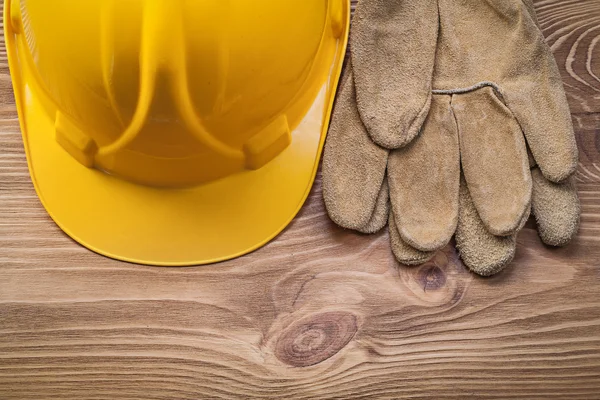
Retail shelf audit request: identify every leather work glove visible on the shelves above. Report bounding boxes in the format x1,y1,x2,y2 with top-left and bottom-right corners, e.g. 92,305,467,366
322,0,580,276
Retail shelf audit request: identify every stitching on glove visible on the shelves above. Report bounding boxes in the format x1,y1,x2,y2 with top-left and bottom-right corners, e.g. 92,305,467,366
433,81,503,96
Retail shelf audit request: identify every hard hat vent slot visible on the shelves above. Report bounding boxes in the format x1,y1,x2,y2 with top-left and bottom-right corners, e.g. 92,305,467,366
55,112,98,168
243,115,291,170
10,0,23,34
329,0,346,38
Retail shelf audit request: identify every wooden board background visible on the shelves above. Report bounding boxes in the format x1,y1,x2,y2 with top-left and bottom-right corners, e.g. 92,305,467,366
1,0,600,398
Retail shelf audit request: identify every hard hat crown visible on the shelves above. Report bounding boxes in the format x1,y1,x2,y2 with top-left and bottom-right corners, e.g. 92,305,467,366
14,0,345,186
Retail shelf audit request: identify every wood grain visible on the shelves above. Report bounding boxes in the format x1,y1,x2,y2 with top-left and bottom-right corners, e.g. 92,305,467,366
1,1,600,399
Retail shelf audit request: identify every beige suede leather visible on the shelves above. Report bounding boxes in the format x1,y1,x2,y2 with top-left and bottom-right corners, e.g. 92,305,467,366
531,168,580,246
455,177,517,277
388,94,459,252
389,213,435,266
351,0,438,149
452,87,532,237
432,0,579,274
434,0,578,183
361,178,390,234
323,64,458,252
322,64,388,233
322,0,580,277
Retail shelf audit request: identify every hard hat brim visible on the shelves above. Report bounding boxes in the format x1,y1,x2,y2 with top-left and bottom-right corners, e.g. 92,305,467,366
16,84,338,265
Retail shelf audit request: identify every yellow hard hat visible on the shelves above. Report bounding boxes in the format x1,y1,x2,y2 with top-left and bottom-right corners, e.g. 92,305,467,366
5,0,350,265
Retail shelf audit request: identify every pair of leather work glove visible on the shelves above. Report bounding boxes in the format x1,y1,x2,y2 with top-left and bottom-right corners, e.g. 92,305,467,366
322,0,580,276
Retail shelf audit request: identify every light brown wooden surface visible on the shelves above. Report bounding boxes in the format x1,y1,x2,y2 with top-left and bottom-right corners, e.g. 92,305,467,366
1,1,600,399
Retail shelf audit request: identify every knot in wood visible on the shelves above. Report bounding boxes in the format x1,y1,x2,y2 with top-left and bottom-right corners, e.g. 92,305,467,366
275,312,358,367
417,265,447,291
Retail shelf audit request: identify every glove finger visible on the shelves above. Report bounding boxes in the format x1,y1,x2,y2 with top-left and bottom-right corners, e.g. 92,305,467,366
454,87,532,237
498,2,578,182
322,62,389,231
351,0,438,149
388,94,460,252
389,213,435,266
358,178,390,234
531,167,580,246
456,176,517,277
503,81,578,184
